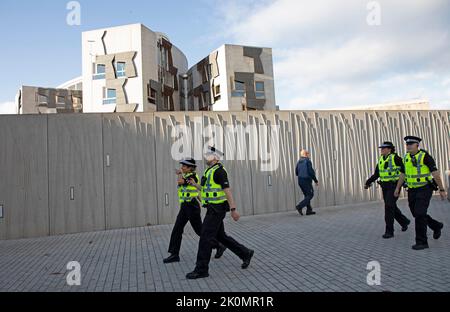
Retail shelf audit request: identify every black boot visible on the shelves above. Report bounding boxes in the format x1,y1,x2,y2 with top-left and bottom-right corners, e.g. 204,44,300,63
412,243,429,250
241,250,254,269
296,205,303,215
215,244,227,259
163,254,180,264
186,271,209,279
382,233,394,239
401,219,411,232
433,222,444,240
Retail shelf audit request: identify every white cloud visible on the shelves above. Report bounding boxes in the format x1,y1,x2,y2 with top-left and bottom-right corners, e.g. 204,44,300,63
214,0,450,109
0,101,15,114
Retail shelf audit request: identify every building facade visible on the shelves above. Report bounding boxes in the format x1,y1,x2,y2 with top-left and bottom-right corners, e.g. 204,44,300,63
82,24,188,113
186,44,276,111
16,86,82,114
16,23,276,114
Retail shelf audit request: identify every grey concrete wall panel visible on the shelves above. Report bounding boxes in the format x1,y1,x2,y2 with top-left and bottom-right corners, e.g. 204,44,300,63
102,113,158,229
248,112,296,215
0,115,49,240
48,114,105,235
243,47,264,74
1,111,449,240
154,112,204,224
203,112,254,216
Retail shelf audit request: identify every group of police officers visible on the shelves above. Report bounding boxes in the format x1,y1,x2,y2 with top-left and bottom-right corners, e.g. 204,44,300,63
162,135,447,280
366,136,447,250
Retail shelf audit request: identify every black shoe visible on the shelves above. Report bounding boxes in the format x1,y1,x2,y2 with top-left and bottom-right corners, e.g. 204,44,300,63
382,233,394,239
215,244,227,259
186,271,209,279
296,205,303,215
163,254,180,264
433,223,444,240
306,211,316,216
401,220,411,232
241,249,254,269
412,244,429,250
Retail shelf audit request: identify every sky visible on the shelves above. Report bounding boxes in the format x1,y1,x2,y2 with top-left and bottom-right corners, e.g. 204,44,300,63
0,0,449,113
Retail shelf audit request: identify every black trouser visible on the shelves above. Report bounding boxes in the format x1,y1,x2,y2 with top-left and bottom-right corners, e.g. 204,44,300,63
297,178,314,213
381,182,410,234
408,184,441,245
168,200,220,255
195,203,251,274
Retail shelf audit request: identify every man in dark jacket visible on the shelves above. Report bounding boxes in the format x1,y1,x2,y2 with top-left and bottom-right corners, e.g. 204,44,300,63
295,150,319,215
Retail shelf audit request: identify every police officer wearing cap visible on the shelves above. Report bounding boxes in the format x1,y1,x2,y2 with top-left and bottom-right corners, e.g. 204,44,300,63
394,136,447,250
185,146,254,279
365,141,411,239
163,158,226,264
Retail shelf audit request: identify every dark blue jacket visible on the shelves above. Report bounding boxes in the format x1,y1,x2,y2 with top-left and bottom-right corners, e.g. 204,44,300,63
295,157,318,184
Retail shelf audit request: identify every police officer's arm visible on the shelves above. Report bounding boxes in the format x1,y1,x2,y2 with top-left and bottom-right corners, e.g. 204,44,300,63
215,168,240,220
425,154,447,196
365,164,380,187
394,170,406,197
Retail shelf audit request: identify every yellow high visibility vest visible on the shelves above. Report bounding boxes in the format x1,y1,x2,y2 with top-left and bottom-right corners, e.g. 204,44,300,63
378,154,401,182
404,151,432,189
178,173,199,203
201,164,227,205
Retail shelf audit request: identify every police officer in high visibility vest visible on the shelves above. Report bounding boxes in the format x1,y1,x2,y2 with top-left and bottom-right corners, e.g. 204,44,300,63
163,158,226,264
365,141,411,239
185,147,254,279
394,136,447,250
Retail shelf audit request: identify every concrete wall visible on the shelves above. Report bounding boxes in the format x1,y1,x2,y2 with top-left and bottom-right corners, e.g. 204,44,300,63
1,110,449,240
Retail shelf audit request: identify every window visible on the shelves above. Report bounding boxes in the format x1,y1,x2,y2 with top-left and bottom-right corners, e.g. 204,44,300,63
57,96,65,104
37,94,48,104
255,81,265,99
115,62,126,78
232,80,245,97
103,88,116,105
148,86,157,104
214,85,221,101
93,64,106,80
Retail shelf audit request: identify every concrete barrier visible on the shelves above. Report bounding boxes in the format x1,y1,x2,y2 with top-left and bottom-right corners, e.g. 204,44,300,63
1,110,449,240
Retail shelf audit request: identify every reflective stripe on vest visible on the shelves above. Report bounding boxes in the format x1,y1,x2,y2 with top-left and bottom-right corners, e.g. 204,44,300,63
378,154,401,182
404,151,432,189
178,173,199,203
201,164,227,205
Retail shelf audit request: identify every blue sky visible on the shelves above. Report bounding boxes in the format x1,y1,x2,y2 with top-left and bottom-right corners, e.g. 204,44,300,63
1,0,449,112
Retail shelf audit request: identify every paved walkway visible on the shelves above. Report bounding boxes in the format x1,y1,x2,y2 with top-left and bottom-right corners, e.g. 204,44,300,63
1,198,449,292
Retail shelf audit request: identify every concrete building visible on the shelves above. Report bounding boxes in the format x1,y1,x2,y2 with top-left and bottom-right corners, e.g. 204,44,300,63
82,24,188,113
15,24,276,114
15,86,83,114
185,44,276,111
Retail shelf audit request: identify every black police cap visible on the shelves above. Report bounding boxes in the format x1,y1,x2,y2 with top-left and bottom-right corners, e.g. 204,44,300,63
378,141,395,149
404,136,422,144
179,158,197,167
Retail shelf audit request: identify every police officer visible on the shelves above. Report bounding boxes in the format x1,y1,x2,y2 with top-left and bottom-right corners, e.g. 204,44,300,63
185,146,254,279
163,158,226,264
365,141,411,239
394,136,447,250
